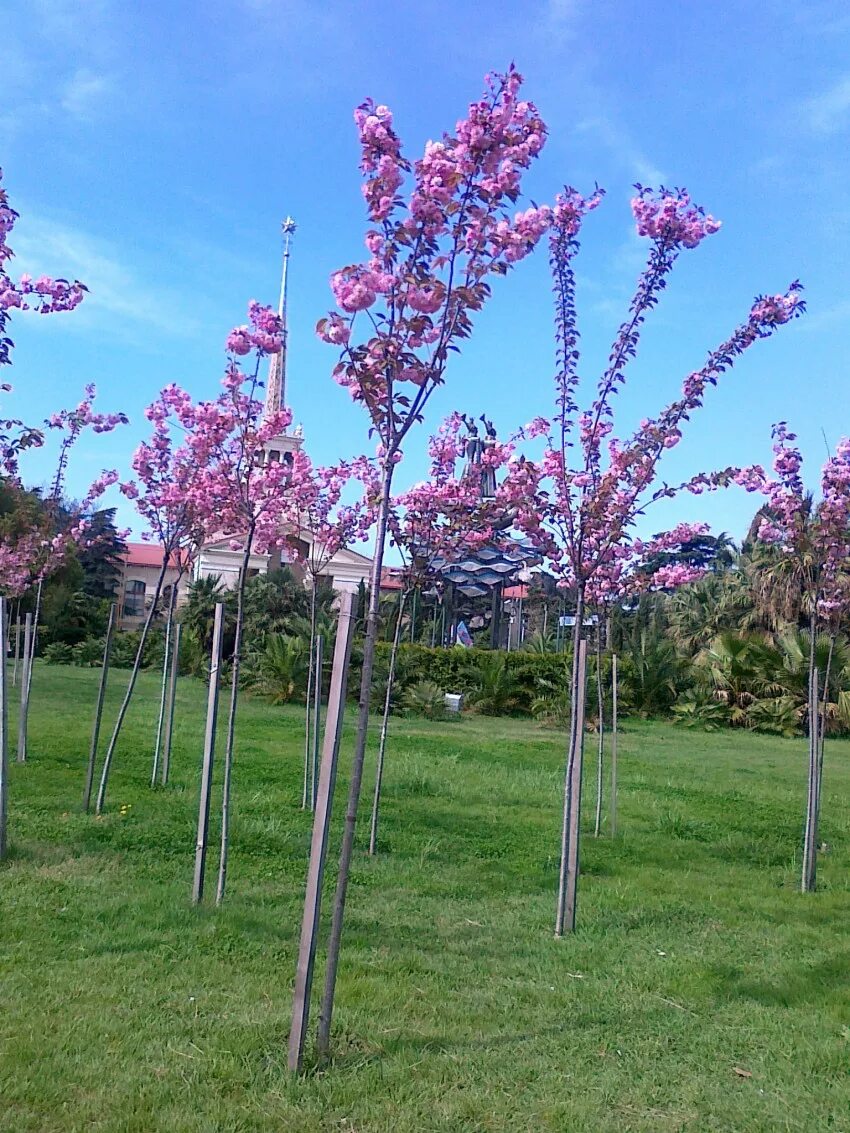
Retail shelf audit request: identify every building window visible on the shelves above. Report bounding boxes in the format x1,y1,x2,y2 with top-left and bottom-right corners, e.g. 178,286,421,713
124,579,146,618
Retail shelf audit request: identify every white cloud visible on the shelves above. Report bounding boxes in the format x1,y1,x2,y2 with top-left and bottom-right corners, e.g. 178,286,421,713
804,74,850,135
13,212,200,343
575,115,665,186
61,68,112,120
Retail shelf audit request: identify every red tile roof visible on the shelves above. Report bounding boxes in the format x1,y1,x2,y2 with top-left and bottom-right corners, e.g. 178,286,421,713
122,542,188,569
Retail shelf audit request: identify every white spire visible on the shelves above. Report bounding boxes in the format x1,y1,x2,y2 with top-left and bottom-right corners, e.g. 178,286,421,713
264,217,296,419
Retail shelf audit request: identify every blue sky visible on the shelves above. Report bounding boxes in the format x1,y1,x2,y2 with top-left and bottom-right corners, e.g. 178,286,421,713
3,0,849,546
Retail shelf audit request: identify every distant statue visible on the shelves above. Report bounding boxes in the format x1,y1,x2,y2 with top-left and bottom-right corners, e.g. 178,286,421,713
479,415,497,499
460,413,497,499
460,414,483,469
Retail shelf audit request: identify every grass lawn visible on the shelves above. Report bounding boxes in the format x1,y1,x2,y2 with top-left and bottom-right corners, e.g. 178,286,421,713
1,663,849,1132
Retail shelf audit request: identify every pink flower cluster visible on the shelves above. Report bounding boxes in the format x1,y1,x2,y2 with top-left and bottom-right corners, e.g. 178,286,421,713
225,301,283,355
750,291,803,328
0,168,87,365
493,183,806,610
355,101,405,222
754,424,850,623
319,68,551,441
631,186,721,249
0,384,124,596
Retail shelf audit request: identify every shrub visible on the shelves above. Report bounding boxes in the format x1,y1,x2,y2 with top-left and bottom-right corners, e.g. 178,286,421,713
248,634,308,704
73,637,106,667
350,643,579,715
43,642,73,665
673,690,730,730
746,696,801,738
402,680,447,720
466,653,522,716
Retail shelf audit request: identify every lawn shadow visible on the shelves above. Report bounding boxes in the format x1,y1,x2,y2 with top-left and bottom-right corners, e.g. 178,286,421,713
710,950,850,1007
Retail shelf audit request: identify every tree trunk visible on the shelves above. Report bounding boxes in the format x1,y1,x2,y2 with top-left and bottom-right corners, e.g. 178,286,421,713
215,542,253,905
594,635,604,838
610,653,619,838
0,599,9,860
95,559,169,815
287,590,357,1073
556,589,588,937
83,602,116,812
161,624,181,787
369,587,408,856
16,613,32,764
193,602,225,904
316,468,393,1059
151,593,175,787
303,581,318,811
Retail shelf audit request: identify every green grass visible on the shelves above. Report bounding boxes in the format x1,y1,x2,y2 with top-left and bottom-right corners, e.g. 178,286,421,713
1,663,849,1132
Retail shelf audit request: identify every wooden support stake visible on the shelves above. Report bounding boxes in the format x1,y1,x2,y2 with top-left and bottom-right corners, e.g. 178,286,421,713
151,605,174,786
0,599,9,859
287,590,355,1073
192,604,224,905
83,603,116,812
161,624,181,787
11,616,20,688
310,634,323,811
556,637,588,936
16,614,32,764
610,653,618,838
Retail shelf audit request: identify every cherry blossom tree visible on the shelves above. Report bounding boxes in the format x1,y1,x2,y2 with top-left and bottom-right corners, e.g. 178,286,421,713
503,186,804,934
312,66,551,1055
93,380,216,814
754,423,850,891
168,301,305,904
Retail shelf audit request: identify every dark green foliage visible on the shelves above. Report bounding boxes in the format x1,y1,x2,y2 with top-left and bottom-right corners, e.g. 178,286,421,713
351,643,578,715
72,637,107,667
620,629,686,716
465,652,522,716
745,695,801,738
108,629,164,670
672,690,730,730
42,642,73,665
246,634,308,704
76,508,127,598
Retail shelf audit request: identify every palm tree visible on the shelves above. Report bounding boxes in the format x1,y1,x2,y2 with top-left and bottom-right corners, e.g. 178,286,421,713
466,653,521,716
667,568,754,658
699,632,778,725
622,627,684,716
251,634,308,704
181,574,230,657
